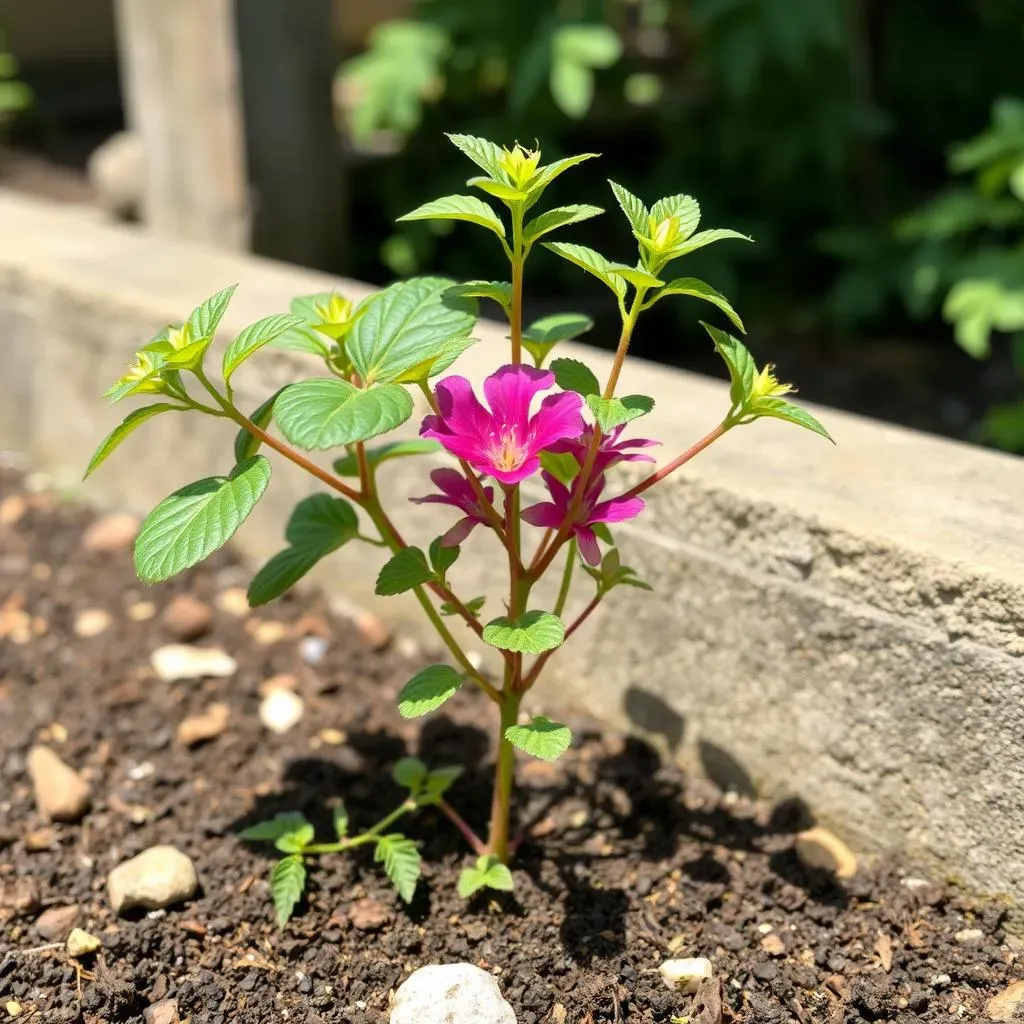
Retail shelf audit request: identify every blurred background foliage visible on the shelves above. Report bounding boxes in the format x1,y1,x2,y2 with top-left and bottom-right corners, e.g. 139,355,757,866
339,0,1024,449
0,28,32,128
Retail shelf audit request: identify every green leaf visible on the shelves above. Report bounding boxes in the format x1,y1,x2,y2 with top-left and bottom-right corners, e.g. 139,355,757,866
446,133,506,179
275,822,315,854
539,450,580,484
543,242,627,298
347,277,477,385
704,322,756,408
238,812,310,842
234,389,282,463
523,204,603,245
442,595,485,617
649,194,701,240
274,294,335,356
505,716,573,762
271,855,307,928
392,757,428,791
523,312,594,366
429,537,460,577
584,549,653,594
375,834,421,904
333,438,441,477
134,456,271,582
468,177,530,203
274,378,413,449
186,284,237,342
393,334,477,384
458,854,515,898
421,765,463,801
529,153,600,195
550,357,600,396
222,313,305,381
616,266,665,289
397,665,463,719
398,194,505,239
85,403,182,478
376,547,433,595
586,394,654,431
247,547,326,607
670,228,752,258
482,610,565,654
444,280,512,316
754,398,833,442
655,278,745,332
609,180,649,235
332,802,349,839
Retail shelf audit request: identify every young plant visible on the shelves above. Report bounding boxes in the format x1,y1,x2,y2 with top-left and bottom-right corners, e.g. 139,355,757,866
87,133,830,924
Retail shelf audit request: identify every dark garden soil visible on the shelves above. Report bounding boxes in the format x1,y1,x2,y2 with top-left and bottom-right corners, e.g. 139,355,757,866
0,464,1020,1024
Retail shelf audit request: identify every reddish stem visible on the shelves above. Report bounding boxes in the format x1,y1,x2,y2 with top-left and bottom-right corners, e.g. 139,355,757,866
437,799,486,855
624,422,728,499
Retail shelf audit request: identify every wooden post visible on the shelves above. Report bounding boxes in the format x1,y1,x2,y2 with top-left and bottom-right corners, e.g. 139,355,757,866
234,0,346,270
113,0,250,248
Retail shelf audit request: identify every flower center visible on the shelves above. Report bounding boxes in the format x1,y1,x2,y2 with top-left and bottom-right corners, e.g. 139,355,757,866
487,428,527,472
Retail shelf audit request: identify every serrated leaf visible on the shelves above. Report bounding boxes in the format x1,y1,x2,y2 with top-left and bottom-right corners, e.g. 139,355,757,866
529,153,599,194
247,546,326,607
274,294,335,355
274,378,413,449
550,357,600,396
375,834,421,904
543,241,627,298
275,822,315,854
458,854,515,898
421,765,463,801
376,547,433,595
399,194,506,239
332,802,349,839
332,438,441,476
586,394,654,431
523,204,603,245
234,389,283,463
186,284,237,342
85,403,182,478
754,398,833,441
392,333,477,384
670,228,752,258
609,180,649,234
655,278,745,332
616,266,664,289
539,450,580,484
468,176,530,203
238,811,310,842
392,757,428,790
271,855,307,928
442,595,485,617
428,536,460,577
134,456,271,582
444,280,512,316
505,716,573,762
347,277,476,385
398,664,463,719
649,194,700,240
704,322,756,408
222,313,305,381
482,610,565,654
523,313,594,345
447,133,506,179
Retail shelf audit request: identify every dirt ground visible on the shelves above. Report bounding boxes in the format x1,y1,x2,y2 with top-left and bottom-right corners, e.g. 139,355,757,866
0,465,1020,1023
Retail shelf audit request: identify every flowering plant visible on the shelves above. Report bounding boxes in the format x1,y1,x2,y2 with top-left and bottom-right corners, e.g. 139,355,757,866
88,134,830,925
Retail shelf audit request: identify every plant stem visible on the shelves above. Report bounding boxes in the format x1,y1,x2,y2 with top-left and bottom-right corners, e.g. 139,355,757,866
624,422,730,499
437,799,486,855
603,289,646,399
553,540,577,617
487,690,522,862
304,798,416,854
509,205,525,365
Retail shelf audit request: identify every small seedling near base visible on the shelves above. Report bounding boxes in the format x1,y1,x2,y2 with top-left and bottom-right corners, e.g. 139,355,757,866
88,133,830,925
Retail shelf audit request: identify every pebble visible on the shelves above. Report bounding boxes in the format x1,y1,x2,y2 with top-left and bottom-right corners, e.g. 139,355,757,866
0,494,27,525
6,1002,22,1019
66,928,101,957
176,704,230,747
252,619,289,645
82,512,139,553
258,673,298,697
794,827,858,879
127,600,157,622
215,587,250,617
24,826,58,852
752,961,778,982
107,845,199,915
299,636,328,665
954,927,984,943
658,958,713,993
0,876,41,917
151,644,237,682
986,980,1024,1022
35,904,79,941
931,973,952,989
355,611,391,650
259,689,305,734
27,746,91,822
349,897,389,931
161,595,213,641
73,608,112,638
760,932,786,957
390,964,516,1024
143,998,181,1024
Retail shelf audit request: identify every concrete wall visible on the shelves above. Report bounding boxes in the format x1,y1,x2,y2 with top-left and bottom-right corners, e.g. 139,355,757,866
1,190,1022,899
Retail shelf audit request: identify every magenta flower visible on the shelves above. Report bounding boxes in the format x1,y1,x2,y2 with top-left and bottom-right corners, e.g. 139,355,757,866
550,423,659,474
412,468,495,547
522,472,645,564
421,365,585,486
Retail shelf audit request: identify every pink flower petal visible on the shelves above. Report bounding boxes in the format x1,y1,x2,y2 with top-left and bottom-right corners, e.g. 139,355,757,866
434,376,493,440
521,501,564,529
592,495,645,524
576,526,602,565
529,392,585,452
482,365,553,430
441,516,477,547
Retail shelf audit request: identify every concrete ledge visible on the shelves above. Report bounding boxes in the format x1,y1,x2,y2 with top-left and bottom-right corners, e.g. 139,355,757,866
2,189,1023,898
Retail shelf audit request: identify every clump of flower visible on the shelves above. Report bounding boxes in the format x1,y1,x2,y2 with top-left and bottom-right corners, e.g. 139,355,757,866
88,132,831,926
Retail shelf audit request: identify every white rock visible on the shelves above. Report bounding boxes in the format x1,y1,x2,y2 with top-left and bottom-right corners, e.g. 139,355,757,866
73,608,112,638
214,587,250,617
390,964,516,1024
176,703,230,747
658,958,713,993
298,636,327,665
987,980,1024,1022
794,827,858,879
107,845,198,915
151,644,237,682
66,928,101,957
27,746,91,822
259,689,305,734
87,130,144,219
955,927,984,943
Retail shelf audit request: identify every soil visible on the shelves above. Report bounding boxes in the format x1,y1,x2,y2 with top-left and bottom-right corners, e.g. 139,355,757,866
0,464,1020,1024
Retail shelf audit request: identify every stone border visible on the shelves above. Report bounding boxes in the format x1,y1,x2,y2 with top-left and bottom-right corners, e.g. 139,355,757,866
2,189,1022,899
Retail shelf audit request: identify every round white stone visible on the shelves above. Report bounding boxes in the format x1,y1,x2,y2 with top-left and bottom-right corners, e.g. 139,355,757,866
390,964,516,1024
